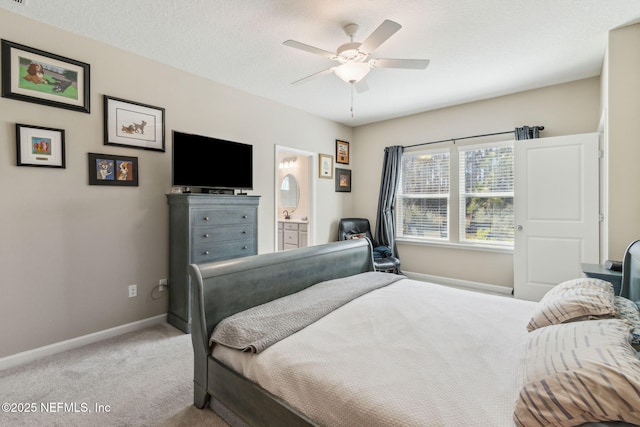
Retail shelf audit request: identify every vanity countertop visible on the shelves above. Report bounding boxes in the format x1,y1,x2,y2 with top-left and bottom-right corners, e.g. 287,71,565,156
278,219,308,224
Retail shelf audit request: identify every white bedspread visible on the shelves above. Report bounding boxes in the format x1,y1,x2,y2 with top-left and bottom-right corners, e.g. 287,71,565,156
213,278,537,427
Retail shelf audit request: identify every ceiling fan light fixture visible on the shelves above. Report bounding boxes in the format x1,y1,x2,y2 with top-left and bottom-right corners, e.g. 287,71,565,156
334,61,370,83
337,42,366,63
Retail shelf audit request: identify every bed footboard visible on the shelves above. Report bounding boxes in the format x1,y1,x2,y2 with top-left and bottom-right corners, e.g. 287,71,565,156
188,239,374,414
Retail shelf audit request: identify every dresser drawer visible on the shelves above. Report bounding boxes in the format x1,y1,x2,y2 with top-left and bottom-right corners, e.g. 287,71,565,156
283,230,298,246
283,222,299,231
192,208,256,227
192,239,256,263
192,225,255,245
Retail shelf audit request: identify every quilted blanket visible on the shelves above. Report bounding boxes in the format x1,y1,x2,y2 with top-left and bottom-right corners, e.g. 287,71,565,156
214,279,539,426
210,271,403,353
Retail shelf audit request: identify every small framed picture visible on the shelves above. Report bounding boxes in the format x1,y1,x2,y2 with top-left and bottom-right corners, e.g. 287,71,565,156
1,39,90,113
335,168,352,192
104,95,165,152
336,139,349,164
318,153,334,179
88,153,138,186
16,123,65,168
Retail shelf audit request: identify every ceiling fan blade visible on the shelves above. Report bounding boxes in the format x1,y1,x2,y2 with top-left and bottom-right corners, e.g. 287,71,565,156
359,20,402,53
354,79,369,93
291,68,334,85
371,58,430,69
283,40,336,60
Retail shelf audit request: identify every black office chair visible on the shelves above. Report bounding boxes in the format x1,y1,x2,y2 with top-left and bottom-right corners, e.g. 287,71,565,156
338,218,401,274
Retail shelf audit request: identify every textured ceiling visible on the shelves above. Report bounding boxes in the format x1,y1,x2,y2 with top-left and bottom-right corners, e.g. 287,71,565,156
2,0,640,126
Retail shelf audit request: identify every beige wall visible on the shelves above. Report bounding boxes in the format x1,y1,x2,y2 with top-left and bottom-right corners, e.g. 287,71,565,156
605,23,640,260
352,78,601,287
0,9,352,358
3,8,634,359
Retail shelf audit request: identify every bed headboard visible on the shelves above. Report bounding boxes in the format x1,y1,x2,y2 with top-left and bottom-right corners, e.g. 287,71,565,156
189,239,374,346
621,239,640,303
188,238,374,408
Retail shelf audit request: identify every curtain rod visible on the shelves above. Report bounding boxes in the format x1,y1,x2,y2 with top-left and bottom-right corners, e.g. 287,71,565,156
402,126,545,149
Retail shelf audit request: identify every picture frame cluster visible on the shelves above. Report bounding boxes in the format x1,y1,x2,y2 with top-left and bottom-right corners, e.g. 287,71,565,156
2,39,166,187
319,139,352,192
3,38,350,193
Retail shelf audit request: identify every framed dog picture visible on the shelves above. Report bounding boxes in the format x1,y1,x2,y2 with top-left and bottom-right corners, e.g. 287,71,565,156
335,168,352,192
104,95,165,152
16,123,65,168
88,153,139,187
1,39,90,113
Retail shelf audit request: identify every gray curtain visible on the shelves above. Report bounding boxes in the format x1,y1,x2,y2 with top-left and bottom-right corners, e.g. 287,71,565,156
515,126,542,140
374,145,404,256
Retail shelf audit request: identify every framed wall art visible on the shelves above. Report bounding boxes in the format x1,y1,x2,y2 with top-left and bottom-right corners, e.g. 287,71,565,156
336,139,349,164
1,39,90,113
104,95,165,152
335,168,352,192
318,153,333,179
88,153,139,186
16,123,65,168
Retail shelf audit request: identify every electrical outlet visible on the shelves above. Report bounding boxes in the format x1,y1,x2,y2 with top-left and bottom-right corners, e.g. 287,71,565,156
159,278,167,292
128,284,137,298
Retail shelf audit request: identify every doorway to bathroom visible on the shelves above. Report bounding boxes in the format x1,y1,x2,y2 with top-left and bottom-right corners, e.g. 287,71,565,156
275,146,315,252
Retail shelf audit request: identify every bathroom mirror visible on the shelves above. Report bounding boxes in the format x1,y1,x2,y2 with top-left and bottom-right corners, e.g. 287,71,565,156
280,174,299,210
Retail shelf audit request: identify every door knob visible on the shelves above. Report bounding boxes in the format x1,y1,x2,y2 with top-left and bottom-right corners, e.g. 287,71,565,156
516,225,523,231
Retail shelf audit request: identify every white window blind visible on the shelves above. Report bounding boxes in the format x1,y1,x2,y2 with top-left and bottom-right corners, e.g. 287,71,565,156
458,142,514,245
396,150,449,240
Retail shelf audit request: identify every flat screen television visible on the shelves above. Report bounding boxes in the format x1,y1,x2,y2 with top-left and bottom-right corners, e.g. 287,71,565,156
172,131,253,192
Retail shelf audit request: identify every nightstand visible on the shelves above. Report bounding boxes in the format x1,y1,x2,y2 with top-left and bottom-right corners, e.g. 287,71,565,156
581,263,622,295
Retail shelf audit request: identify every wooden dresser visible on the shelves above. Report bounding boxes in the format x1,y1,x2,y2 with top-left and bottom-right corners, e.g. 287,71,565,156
166,193,260,332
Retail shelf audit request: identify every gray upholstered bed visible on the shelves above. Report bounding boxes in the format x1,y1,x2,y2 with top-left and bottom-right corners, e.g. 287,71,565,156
188,238,640,427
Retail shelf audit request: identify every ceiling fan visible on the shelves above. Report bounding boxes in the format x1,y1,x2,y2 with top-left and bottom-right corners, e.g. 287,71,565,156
283,19,430,90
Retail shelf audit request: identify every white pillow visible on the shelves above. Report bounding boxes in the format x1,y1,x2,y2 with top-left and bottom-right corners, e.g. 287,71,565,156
527,277,617,332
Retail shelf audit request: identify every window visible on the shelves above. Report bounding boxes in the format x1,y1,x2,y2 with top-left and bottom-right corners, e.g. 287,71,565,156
396,150,450,240
459,143,514,245
396,141,514,248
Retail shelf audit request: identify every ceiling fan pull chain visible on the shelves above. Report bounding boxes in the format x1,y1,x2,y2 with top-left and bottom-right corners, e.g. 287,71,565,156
350,83,355,118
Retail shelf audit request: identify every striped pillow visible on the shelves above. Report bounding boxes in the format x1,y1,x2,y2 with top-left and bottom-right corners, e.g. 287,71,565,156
514,319,640,426
526,278,617,332
615,296,640,348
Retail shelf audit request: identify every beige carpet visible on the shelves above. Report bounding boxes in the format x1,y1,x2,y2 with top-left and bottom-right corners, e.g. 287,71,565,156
0,323,228,426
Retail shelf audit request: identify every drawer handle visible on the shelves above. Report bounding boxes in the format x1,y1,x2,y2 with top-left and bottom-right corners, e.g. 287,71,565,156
203,250,210,255
203,216,210,221
242,215,248,219
242,230,247,234
203,233,210,238
242,246,248,250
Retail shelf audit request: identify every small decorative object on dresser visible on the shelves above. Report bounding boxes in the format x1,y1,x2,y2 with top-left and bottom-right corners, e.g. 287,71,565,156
166,193,260,333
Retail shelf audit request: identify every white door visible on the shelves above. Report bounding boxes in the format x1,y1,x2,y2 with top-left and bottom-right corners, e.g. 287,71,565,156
513,133,599,301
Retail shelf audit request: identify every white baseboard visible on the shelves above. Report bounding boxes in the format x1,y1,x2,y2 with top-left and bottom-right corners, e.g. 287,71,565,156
0,314,167,371
403,271,514,296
